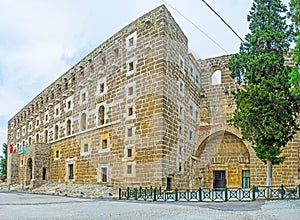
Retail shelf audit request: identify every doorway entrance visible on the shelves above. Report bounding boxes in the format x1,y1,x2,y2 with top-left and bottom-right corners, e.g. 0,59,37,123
213,171,226,189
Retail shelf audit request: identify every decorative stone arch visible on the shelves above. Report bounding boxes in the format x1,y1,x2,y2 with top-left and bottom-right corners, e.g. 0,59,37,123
193,126,252,188
193,126,251,156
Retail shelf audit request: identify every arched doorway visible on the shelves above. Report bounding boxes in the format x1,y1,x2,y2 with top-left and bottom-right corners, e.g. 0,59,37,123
194,131,250,188
26,158,33,185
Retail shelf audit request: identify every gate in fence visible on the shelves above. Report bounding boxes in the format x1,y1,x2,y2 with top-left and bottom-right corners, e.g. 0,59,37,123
119,185,300,202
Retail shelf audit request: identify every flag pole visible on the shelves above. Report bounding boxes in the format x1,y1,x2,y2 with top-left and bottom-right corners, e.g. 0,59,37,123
22,152,24,191
8,143,13,191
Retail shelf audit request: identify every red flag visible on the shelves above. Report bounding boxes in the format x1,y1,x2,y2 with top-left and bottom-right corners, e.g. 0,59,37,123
9,144,13,154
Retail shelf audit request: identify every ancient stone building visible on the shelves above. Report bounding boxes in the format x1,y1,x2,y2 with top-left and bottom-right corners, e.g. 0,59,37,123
7,5,300,190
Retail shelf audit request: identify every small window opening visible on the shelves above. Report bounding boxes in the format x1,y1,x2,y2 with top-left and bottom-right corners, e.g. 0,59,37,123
102,139,107,149
84,143,89,152
127,165,132,174
128,148,132,157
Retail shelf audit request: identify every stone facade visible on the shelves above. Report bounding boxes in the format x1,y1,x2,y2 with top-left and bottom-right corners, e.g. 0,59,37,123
7,5,300,190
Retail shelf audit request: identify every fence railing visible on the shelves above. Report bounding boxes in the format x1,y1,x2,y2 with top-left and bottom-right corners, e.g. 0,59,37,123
119,185,300,202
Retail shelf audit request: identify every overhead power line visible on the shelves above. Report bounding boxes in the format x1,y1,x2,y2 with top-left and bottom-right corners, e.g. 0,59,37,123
162,0,229,54
201,0,244,42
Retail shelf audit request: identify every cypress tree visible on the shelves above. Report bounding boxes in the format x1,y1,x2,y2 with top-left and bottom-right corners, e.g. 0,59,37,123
228,0,299,187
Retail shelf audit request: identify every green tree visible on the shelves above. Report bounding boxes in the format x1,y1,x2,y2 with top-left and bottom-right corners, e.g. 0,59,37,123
228,0,300,187
0,143,8,179
289,0,300,97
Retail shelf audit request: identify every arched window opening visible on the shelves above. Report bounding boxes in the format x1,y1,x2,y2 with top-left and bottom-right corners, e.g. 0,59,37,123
67,119,71,136
81,113,87,131
98,106,105,125
55,125,59,140
211,70,222,85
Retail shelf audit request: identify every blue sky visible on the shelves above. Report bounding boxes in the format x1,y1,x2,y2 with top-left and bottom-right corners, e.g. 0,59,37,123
0,0,290,155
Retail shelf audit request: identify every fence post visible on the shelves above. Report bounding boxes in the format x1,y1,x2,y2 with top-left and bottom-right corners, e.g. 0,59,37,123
119,188,121,200
252,186,256,201
298,184,300,199
126,187,130,200
154,187,157,201
175,188,178,201
225,188,228,202
186,189,190,201
139,186,142,200
144,187,147,200
134,188,138,200
280,184,284,200
198,187,202,202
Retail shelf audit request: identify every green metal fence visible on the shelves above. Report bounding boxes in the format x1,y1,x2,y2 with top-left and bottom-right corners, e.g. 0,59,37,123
119,185,300,202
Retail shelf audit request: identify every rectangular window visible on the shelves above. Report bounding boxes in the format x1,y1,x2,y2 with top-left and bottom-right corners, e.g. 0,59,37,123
178,162,182,172
189,65,194,79
126,32,137,51
179,145,183,156
97,77,107,97
195,74,200,85
66,96,73,112
178,80,184,97
166,177,172,190
128,107,133,116
67,101,71,109
126,58,136,77
127,165,132,174
128,87,134,96
179,56,185,74
128,38,134,47
69,164,74,180
213,170,226,189
128,61,134,71
189,130,193,140
102,139,107,149
82,93,86,102
102,56,106,65
179,125,183,135
179,105,183,116
100,83,105,93
101,167,107,182
127,127,133,137
242,170,250,188
55,150,59,158
127,148,132,157
84,143,89,152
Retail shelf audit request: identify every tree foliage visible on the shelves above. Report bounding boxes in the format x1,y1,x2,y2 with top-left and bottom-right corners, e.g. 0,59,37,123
228,0,300,165
0,143,7,176
289,0,300,97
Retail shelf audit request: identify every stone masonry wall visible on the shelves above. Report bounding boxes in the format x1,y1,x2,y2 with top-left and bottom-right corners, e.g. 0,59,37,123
7,5,299,190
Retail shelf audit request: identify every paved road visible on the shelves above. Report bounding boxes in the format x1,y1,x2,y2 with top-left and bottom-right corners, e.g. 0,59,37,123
0,191,299,219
